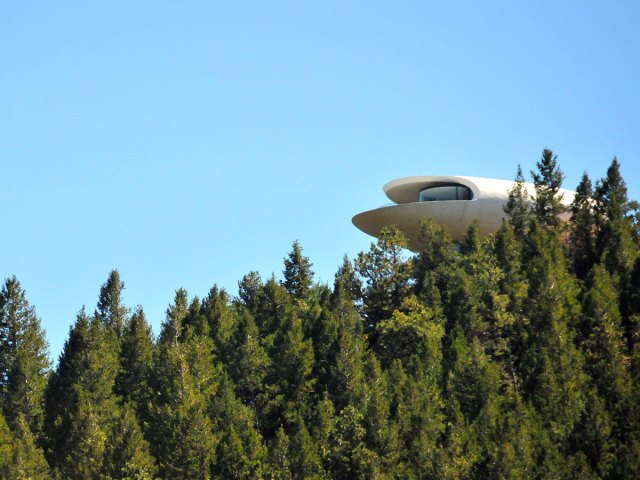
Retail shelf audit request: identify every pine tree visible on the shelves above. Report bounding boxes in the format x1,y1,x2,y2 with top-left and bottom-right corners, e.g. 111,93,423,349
283,240,314,301
267,426,292,480
97,270,128,338
333,255,363,308
158,288,190,345
1,413,50,480
0,277,50,434
115,306,154,420
288,412,324,479
210,375,266,479
504,165,532,237
149,333,218,479
103,402,157,479
150,291,220,478
0,412,13,478
227,307,270,412
569,173,597,280
44,309,121,477
520,223,586,446
202,286,234,358
262,309,315,433
237,271,263,318
595,158,637,280
531,148,565,228
356,226,411,336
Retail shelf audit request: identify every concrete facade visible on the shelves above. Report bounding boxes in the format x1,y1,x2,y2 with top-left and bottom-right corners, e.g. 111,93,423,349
352,175,575,251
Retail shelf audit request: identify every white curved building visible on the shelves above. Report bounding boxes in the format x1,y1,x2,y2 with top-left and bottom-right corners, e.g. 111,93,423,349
352,175,576,251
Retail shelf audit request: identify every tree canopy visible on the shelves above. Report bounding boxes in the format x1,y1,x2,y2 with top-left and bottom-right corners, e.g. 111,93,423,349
2,152,639,479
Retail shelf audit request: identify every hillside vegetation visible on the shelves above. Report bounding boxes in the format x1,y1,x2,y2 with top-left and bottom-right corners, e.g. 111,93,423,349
2,151,640,479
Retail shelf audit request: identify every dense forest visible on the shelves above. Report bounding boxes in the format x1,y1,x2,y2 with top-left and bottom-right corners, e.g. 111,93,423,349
2,151,640,479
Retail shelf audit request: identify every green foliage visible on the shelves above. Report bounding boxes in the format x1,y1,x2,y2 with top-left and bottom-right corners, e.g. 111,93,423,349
595,158,637,280
0,412,50,480
356,226,412,336
504,165,532,237
283,240,314,301
97,269,128,337
0,276,50,435
531,148,566,228
6,153,640,478
570,173,597,279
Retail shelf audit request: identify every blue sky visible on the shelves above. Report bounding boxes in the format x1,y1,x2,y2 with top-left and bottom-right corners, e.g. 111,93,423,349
2,1,639,359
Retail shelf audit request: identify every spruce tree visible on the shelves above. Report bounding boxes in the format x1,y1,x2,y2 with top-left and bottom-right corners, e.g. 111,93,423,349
504,165,532,237
237,271,263,318
531,148,565,228
227,307,270,412
202,285,234,357
595,158,637,280
0,277,50,434
150,291,220,479
520,223,586,446
267,426,292,479
263,308,315,433
283,240,314,301
44,309,121,477
1,413,50,480
97,269,128,338
103,402,157,479
356,226,411,336
569,173,597,280
114,306,154,420
210,376,266,479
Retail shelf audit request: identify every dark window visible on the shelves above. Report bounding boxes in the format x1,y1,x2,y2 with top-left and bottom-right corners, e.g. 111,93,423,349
419,184,472,202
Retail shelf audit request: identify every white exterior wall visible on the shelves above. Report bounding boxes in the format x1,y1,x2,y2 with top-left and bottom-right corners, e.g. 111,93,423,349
353,175,575,252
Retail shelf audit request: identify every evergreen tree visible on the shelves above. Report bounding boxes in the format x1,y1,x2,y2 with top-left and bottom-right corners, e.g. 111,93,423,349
202,286,234,357
356,226,411,336
103,402,157,480
0,413,50,480
0,276,50,434
97,269,128,338
262,308,315,434
237,271,263,318
504,165,532,237
595,158,637,280
493,222,529,393
227,307,270,413
44,309,120,476
333,255,363,309
267,426,292,480
288,412,324,479
283,240,314,301
150,290,220,478
149,332,218,479
520,223,586,446
569,173,597,280
211,376,266,479
115,306,154,420
531,148,565,228
158,288,190,345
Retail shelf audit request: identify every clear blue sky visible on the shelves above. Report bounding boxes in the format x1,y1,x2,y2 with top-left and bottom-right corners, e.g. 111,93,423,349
2,2,639,360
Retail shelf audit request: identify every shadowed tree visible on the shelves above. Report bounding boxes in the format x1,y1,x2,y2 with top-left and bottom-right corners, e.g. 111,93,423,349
569,173,597,280
115,306,154,422
44,309,120,478
0,276,50,435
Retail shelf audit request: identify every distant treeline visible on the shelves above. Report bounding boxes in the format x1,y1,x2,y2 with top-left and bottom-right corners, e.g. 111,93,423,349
1,150,640,479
